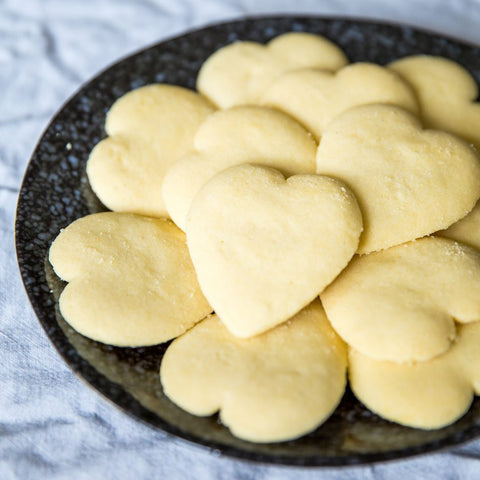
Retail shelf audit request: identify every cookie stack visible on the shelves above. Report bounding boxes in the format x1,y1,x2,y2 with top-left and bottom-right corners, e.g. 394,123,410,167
49,32,480,443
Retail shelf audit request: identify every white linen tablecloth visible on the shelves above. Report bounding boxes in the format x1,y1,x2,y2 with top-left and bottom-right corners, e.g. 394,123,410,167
3,0,480,478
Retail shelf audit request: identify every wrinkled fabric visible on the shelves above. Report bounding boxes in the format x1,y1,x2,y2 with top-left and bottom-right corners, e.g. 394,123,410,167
2,0,480,478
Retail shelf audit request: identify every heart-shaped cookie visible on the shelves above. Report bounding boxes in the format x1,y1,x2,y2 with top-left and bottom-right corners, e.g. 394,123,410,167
390,55,480,150
316,104,480,253
197,32,348,108
186,164,363,338
160,300,347,442
49,212,211,346
321,236,480,363
87,84,214,218
261,63,419,140
349,320,480,429
162,106,317,231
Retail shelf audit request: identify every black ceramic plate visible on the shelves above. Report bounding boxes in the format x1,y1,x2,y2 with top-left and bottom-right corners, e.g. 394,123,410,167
15,16,480,466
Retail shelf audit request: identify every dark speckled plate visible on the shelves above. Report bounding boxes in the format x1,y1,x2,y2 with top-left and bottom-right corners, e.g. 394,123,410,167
15,16,480,466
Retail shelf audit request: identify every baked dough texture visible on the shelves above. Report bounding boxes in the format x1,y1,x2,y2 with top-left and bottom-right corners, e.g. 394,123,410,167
186,164,363,338
389,55,480,150
438,199,480,251
349,320,480,429
87,84,214,218
321,236,480,363
162,106,317,231
160,300,347,443
261,63,419,140
316,104,480,253
197,32,348,108
49,212,211,346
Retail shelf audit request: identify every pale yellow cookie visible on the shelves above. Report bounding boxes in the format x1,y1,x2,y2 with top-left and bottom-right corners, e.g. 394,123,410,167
321,236,480,363
349,320,480,429
389,55,480,150
316,104,480,253
160,300,347,443
262,63,419,140
87,84,214,218
197,32,348,108
186,164,363,338
438,199,480,251
162,106,317,231
49,212,211,347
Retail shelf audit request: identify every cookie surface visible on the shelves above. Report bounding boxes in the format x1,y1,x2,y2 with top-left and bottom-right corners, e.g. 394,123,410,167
186,164,363,338
438,199,480,251
349,320,480,429
87,84,214,217
160,300,347,443
316,104,480,253
390,55,480,150
321,236,480,363
162,106,317,231
49,212,211,346
262,63,419,140
197,32,348,108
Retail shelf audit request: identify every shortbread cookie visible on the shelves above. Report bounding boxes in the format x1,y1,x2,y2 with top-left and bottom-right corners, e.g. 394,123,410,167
316,104,480,253
87,85,214,218
262,63,419,140
197,32,348,108
321,237,480,363
49,212,211,346
439,200,480,251
349,320,480,429
187,164,363,338
160,300,347,442
162,106,317,231
390,55,480,150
